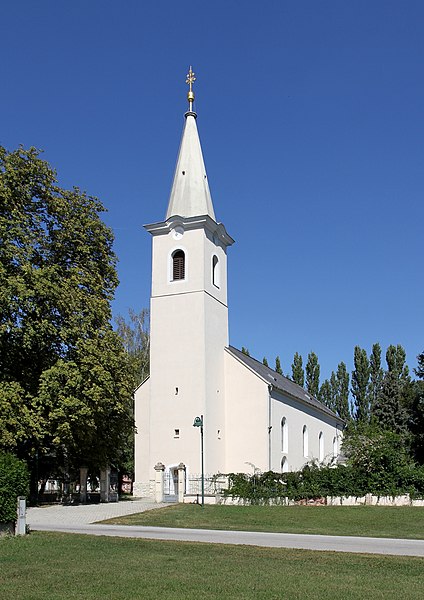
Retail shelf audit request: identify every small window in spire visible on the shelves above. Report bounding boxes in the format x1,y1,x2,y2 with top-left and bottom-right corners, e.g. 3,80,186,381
212,255,220,288
172,250,185,281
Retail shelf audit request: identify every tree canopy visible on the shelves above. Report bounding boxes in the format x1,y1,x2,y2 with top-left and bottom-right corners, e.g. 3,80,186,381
0,146,133,490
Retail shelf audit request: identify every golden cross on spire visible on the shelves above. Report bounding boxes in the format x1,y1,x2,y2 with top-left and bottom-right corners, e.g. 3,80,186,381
186,66,196,111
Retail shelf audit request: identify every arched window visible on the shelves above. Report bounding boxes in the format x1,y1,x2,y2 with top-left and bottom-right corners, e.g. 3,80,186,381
212,255,220,288
172,250,185,281
333,435,338,458
319,432,324,462
302,425,308,458
281,417,288,453
281,456,288,473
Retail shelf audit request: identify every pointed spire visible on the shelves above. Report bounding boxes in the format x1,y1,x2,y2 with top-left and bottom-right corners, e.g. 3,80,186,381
165,68,216,221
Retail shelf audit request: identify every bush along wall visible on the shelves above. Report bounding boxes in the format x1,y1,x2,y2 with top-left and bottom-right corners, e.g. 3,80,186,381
223,463,424,505
0,452,29,525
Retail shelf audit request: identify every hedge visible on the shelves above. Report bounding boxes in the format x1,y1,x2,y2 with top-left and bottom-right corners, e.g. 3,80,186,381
0,452,29,523
224,463,424,504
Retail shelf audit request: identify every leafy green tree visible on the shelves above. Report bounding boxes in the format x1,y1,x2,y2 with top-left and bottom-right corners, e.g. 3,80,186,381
351,346,370,423
305,352,320,398
335,362,350,421
275,356,283,375
368,343,383,417
0,146,133,493
241,347,250,356
262,357,269,367
291,352,304,387
373,345,410,434
342,422,415,495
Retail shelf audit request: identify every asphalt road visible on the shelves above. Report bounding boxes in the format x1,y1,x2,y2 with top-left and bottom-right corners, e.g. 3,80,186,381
30,522,424,557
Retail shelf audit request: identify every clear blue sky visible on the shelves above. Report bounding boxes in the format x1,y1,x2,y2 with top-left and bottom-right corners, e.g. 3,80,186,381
1,1,423,383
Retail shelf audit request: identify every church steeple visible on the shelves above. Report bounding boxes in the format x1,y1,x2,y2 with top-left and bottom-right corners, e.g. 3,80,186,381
166,67,216,221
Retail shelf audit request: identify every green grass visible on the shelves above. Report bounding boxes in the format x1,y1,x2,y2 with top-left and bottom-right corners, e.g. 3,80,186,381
1,532,423,599
101,504,424,539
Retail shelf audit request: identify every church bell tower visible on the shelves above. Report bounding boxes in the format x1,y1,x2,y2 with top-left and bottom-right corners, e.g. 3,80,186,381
134,68,234,492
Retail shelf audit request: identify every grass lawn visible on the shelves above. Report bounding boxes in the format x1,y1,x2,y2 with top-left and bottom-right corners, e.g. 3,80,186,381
101,504,424,539
1,532,423,599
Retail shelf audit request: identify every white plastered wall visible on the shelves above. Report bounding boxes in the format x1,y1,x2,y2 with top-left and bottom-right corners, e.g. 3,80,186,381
224,351,269,473
270,390,343,472
136,223,229,487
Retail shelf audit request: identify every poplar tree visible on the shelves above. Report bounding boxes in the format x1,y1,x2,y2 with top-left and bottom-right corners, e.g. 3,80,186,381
416,351,424,379
241,347,250,356
373,345,410,433
330,371,338,411
335,362,350,421
306,352,320,398
319,379,334,410
262,357,269,367
291,352,305,387
351,346,370,422
275,356,283,375
368,343,383,417
411,351,424,463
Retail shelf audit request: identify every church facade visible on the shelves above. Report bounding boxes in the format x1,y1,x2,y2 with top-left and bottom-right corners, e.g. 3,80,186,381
133,70,343,498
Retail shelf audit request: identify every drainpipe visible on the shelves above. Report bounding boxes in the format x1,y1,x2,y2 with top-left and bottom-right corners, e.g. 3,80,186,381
268,385,272,471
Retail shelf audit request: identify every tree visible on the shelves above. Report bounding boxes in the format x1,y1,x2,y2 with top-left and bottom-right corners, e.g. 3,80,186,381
115,308,150,389
342,423,415,495
115,308,150,485
305,352,320,398
334,362,350,421
262,357,269,367
0,146,133,492
409,379,424,464
275,356,283,375
373,345,410,434
410,352,424,463
319,379,334,410
291,352,304,387
241,347,250,356
416,351,424,379
368,343,383,417
351,346,370,423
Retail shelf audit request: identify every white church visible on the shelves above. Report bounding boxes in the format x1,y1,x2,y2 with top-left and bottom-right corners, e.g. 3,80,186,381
133,69,343,498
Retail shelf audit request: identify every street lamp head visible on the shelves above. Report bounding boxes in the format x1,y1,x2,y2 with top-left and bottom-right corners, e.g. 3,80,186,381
193,416,203,427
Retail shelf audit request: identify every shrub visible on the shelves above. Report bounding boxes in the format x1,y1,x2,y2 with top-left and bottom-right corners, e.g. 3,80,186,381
223,462,424,503
0,452,29,523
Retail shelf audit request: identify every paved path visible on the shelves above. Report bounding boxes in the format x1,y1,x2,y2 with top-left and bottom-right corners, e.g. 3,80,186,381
27,498,167,527
27,502,424,557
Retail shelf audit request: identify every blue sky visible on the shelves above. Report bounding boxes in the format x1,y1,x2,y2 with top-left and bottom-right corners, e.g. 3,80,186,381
1,1,423,383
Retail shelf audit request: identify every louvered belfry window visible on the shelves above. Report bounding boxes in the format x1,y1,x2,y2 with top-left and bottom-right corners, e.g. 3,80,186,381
172,250,185,280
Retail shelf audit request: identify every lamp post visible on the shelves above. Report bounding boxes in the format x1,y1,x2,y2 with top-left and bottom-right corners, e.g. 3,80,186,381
193,415,204,508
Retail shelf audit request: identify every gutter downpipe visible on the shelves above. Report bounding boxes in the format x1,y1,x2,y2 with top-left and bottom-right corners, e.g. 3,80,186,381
268,385,272,471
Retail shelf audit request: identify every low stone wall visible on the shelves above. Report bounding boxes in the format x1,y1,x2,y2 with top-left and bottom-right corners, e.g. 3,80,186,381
217,494,424,507
183,494,218,505
327,494,424,507
132,480,154,498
